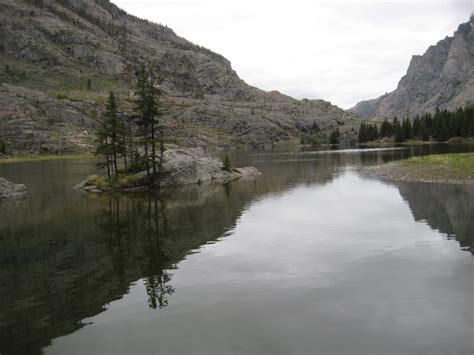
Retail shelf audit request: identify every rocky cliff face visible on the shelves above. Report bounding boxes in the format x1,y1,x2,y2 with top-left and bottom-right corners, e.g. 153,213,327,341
0,0,360,152
351,16,474,120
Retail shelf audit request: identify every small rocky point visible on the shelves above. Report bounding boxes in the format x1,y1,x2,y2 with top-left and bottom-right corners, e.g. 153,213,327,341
76,148,261,193
0,177,27,199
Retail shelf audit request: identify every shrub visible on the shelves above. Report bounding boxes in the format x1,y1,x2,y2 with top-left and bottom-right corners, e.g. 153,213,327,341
52,92,69,100
222,153,231,171
0,140,6,154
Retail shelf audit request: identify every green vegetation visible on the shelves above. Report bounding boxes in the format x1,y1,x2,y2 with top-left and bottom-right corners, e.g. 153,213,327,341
371,153,474,184
0,53,129,96
298,122,325,146
299,134,325,146
2,62,27,83
83,173,146,191
52,91,70,100
134,63,165,177
329,128,340,145
0,153,92,164
95,91,126,178
222,153,231,171
94,63,166,184
0,140,6,154
404,153,474,176
358,106,474,144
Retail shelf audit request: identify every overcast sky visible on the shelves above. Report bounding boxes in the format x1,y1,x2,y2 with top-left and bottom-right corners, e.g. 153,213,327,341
113,0,472,108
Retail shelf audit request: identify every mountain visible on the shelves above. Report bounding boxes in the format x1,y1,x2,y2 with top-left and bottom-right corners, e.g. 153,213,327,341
350,16,474,120
0,0,360,153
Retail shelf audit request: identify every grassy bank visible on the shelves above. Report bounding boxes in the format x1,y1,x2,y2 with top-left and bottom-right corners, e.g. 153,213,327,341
404,153,474,175
368,153,474,184
0,153,93,165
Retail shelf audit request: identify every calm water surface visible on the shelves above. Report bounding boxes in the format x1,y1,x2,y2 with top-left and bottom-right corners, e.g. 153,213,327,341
0,145,473,355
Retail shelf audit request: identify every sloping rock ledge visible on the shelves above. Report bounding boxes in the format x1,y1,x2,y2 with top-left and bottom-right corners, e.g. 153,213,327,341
76,148,261,193
0,177,27,199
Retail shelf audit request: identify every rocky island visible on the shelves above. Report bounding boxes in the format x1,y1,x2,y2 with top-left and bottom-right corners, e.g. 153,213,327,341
76,148,260,193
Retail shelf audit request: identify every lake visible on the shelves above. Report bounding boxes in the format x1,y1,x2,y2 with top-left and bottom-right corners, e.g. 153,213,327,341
0,145,473,355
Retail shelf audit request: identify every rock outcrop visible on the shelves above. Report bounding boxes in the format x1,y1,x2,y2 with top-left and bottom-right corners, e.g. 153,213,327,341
157,148,260,188
77,148,260,193
0,0,361,152
0,177,27,199
350,16,474,120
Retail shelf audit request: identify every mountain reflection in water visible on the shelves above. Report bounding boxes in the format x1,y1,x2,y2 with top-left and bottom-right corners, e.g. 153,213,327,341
396,182,474,254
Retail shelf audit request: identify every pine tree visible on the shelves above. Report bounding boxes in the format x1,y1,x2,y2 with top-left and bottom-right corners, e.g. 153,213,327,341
222,153,231,171
125,114,135,169
358,123,367,143
394,117,404,143
453,108,464,137
87,78,92,91
467,106,474,137
134,63,162,178
380,119,391,138
412,115,420,138
368,124,379,141
402,118,412,140
312,121,320,133
330,128,340,145
418,119,430,141
106,91,124,176
95,112,113,179
94,92,127,178
432,108,450,142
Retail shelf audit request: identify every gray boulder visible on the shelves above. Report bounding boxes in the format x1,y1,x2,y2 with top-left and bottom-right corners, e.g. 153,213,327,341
0,177,27,199
158,148,259,188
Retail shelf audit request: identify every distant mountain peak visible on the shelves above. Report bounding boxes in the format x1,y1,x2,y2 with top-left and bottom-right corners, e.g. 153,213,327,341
350,17,474,120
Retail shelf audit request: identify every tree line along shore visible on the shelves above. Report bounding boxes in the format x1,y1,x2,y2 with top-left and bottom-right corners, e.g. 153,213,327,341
357,106,474,144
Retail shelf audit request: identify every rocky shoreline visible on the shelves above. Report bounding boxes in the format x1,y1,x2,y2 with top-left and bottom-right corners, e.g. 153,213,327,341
0,178,27,199
76,148,261,193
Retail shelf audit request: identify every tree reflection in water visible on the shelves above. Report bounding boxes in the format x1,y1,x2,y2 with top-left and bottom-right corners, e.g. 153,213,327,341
100,196,176,310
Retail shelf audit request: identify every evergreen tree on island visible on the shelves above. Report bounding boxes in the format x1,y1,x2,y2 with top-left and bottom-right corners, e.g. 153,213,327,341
134,63,163,178
94,91,126,178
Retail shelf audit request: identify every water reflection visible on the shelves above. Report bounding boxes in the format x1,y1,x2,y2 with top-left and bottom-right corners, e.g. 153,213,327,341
46,171,473,355
99,197,175,310
0,184,248,354
395,182,474,254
